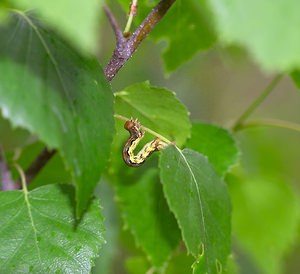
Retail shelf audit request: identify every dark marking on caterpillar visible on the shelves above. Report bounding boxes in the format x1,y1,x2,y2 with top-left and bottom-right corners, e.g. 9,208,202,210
122,118,167,167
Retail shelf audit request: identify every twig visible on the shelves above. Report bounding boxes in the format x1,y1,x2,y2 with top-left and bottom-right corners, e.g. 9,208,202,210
24,148,56,184
123,0,138,36
13,1,175,184
232,74,283,131
236,118,300,133
103,4,125,45
104,0,176,81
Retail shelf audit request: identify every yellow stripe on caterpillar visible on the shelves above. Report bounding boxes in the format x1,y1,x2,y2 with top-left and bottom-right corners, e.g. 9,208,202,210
122,118,167,167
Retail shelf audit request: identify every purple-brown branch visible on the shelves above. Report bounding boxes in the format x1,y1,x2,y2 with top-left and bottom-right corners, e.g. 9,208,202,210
104,0,176,81
24,148,55,184
6,1,175,187
103,5,125,46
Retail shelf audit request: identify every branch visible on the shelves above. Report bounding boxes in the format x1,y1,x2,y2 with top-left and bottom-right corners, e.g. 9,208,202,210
13,1,175,185
23,148,56,184
104,0,176,81
236,118,300,133
103,4,125,45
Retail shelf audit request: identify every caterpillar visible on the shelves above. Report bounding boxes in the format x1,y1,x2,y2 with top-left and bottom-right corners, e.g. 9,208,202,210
122,118,167,167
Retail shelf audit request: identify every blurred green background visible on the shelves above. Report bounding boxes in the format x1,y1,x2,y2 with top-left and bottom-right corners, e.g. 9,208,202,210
1,1,300,273
96,8,300,273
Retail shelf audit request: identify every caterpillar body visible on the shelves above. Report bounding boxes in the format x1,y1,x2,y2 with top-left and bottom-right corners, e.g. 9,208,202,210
122,119,167,167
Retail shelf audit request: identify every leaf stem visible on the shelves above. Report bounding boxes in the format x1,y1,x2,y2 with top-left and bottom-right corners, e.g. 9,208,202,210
15,163,28,192
123,0,138,35
232,74,283,131
236,118,300,133
14,163,42,262
114,113,172,144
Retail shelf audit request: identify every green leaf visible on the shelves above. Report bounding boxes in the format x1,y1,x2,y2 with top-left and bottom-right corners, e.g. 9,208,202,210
115,168,181,268
115,81,191,146
290,70,300,91
0,113,32,151
30,153,71,188
208,0,300,71
150,0,216,72
9,0,103,53
0,12,114,216
117,0,215,73
165,253,195,274
159,146,231,274
0,184,105,273
186,122,239,177
228,174,300,274
108,120,181,269
125,256,151,274
0,3,9,23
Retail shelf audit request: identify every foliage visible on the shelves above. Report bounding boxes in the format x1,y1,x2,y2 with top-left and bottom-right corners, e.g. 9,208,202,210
208,0,300,71
0,184,105,273
0,0,300,274
0,11,114,216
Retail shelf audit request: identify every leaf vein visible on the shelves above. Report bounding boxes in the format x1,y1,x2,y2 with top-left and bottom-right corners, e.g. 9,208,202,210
175,147,209,261
30,205,102,241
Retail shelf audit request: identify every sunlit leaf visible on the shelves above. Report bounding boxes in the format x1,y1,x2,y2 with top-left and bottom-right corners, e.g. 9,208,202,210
0,12,114,216
0,184,105,273
9,0,103,53
115,81,190,146
160,146,231,274
208,0,300,71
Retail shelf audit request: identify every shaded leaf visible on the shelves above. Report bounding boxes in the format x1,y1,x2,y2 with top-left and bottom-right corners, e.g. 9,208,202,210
160,146,231,274
165,253,195,274
290,70,300,91
115,168,181,268
107,119,181,268
0,12,114,216
228,174,300,274
0,113,32,151
186,122,239,177
115,81,190,146
151,0,216,72
125,256,151,274
208,0,300,71
0,184,105,273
